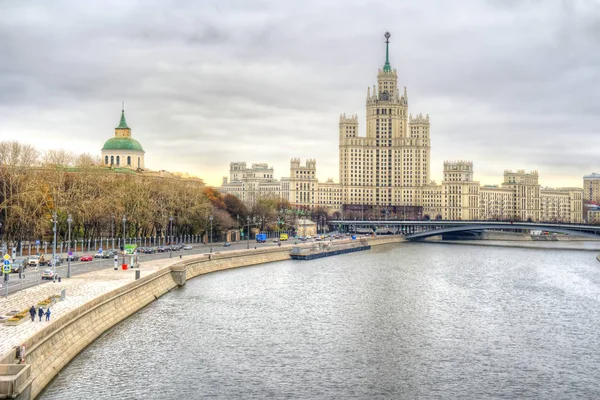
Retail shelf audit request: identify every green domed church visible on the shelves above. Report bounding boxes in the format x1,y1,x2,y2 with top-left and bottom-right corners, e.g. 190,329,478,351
102,107,145,170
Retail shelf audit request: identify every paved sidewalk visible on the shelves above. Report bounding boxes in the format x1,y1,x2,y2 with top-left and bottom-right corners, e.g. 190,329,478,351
0,253,201,361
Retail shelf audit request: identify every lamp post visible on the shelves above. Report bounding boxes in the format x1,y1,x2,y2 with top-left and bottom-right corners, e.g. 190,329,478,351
246,216,250,249
169,216,174,258
111,213,115,250
122,215,126,267
236,215,239,242
52,212,57,279
67,214,72,278
209,215,213,253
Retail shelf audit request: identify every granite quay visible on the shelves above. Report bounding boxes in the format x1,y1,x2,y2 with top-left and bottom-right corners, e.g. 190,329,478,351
0,236,403,399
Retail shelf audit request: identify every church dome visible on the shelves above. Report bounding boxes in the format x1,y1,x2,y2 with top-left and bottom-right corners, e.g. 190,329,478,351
102,137,145,152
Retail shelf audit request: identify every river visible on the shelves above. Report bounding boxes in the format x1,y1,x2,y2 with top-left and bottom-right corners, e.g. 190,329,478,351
40,242,600,399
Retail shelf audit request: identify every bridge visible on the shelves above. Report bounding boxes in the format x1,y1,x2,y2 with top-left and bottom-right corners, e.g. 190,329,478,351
330,220,600,240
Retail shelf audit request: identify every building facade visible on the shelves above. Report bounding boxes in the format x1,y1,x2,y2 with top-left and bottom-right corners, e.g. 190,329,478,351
339,32,430,210
101,108,145,170
583,173,600,203
220,162,288,205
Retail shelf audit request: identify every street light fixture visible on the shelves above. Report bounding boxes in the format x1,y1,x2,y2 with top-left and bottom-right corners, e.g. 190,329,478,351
67,214,72,278
122,215,127,267
52,212,57,279
209,215,213,253
169,216,174,258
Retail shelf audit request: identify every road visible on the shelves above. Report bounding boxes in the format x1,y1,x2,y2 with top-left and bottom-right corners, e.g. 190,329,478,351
1,237,328,297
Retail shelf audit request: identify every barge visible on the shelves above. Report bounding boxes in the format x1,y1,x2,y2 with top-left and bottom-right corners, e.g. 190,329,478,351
290,239,371,260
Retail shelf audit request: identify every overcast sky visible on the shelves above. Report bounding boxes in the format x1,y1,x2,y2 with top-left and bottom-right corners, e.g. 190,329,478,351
1,0,599,187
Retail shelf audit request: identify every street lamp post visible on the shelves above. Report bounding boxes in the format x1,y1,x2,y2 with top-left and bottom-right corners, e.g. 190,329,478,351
67,214,72,278
52,212,57,279
111,214,115,250
236,215,239,242
169,216,174,258
122,215,126,267
209,215,213,253
246,216,250,249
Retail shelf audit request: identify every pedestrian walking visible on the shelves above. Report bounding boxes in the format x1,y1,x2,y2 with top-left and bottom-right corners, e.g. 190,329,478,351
45,308,51,321
38,307,44,322
29,306,35,322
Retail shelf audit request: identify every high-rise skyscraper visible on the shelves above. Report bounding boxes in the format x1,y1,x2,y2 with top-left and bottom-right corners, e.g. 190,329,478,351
339,32,430,215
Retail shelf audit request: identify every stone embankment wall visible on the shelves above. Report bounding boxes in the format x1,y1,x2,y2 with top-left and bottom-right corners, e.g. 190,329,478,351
8,237,402,399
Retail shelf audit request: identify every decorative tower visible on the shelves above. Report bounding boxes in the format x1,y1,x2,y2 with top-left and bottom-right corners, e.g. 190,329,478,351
101,104,146,170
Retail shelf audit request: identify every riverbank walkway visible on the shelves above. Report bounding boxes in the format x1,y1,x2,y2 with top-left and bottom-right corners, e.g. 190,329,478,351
0,253,202,362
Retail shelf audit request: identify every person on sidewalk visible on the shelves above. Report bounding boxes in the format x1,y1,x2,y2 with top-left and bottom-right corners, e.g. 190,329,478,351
38,307,44,322
29,306,35,322
45,308,51,321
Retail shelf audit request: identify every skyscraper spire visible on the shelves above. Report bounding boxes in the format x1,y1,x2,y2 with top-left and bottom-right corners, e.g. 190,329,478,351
383,31,392,73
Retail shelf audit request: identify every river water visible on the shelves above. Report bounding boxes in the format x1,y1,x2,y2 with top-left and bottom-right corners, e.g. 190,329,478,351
41,243,600,399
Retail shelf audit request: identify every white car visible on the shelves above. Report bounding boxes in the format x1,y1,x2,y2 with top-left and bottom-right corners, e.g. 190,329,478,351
183,245,193,250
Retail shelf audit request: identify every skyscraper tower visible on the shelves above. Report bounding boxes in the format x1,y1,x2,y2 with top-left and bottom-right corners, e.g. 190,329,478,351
339,32,431,214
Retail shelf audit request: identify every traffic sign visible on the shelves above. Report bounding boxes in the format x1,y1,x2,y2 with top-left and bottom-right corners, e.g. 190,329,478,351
98,247,103,253
3,260,10,266
68,251,73,256
3,254,9,261
3,263,10,273
35,240,40,245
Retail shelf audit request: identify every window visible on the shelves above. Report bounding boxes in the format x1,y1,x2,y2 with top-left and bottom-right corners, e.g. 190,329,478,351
110,156,114,165
105,156,109,164
116,156,120,165
127,156,131,166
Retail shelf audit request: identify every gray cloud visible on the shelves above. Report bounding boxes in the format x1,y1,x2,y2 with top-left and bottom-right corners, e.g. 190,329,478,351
0,0,598,187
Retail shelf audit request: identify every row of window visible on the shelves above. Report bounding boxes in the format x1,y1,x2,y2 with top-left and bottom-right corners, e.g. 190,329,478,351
105,155,140,168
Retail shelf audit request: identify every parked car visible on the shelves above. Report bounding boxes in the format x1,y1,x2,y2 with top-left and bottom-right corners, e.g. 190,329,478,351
80,255,93,262
223,242,231,247
11,259,25,273
41,269,55,280
183,245,193,250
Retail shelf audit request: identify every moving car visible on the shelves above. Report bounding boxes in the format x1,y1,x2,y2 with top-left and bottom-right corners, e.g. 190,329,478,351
183,245,193,250
223,242,231,247
80,255,93,262
66,253,78,261
11,259,25,273
101,249,118,259
94,251,104,258
41,269,55,280
27,255,43,267
48,256,62,267
279,233,289,241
